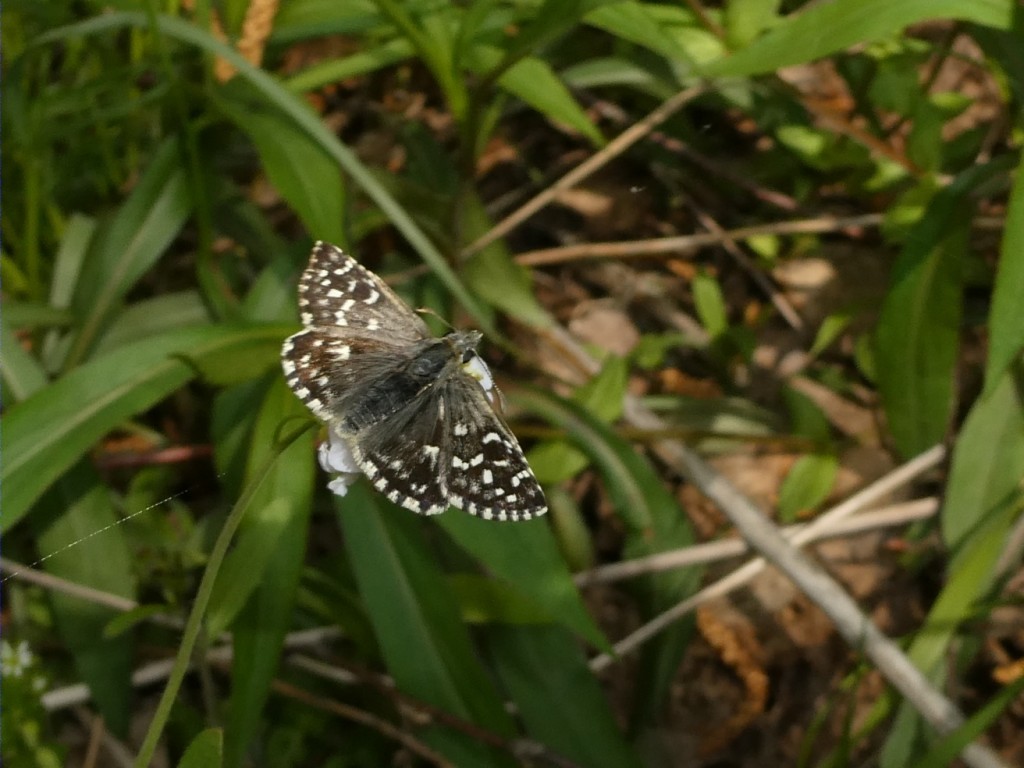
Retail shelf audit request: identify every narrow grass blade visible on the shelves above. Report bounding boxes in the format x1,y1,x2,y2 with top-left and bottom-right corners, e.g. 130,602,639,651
339,487,518,766
984,156,1024,391
487,625,644,768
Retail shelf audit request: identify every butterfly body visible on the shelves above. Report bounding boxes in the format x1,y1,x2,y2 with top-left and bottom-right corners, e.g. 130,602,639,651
281,243,546,521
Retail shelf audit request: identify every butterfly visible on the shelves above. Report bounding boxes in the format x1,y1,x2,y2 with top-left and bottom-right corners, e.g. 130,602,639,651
281,242,547,521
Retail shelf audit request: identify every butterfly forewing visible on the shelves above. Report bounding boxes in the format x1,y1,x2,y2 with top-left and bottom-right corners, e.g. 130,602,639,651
297,241,429,341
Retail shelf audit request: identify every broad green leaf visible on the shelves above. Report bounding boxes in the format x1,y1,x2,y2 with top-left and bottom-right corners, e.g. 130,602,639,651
574,355,628,422
49,213,95,311
586,2,694,63
707,0,1014,78
93,291,211,355
724,0,781,48
272,0,381,42
488,625,644,768
940,369,1024,550
222,88,346,245
468,47,603,145
693,270,728,339
777,453,838,523
0,318,48,402
65,137,192,368
984,161,1024,391
2,302,74,329
226,377,315,768
448,573,556,624
874,178,973,458
33,462,135,735
439,513,610,650
177,728,223,768
2,323,292,530
339,486,517,766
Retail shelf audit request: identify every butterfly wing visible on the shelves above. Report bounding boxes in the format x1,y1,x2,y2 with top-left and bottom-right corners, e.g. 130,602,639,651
347,386,452,515
296,241,429,341
436,374,547,521
283,242,429,425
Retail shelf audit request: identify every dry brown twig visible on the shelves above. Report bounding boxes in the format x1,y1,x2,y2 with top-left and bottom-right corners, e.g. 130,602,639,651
271,679,455,768
515,212,885,267
461,84,708,259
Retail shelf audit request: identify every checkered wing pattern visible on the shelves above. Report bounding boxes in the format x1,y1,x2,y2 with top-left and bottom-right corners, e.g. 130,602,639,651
297,241,429,341
281,242,547,521
437,376,547,521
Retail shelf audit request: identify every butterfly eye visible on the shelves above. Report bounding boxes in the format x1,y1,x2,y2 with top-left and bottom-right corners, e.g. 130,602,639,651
409,357,435,377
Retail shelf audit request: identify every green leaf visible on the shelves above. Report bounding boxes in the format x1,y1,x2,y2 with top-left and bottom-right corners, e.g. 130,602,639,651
524,356,627,484
984,160,1024,391
339,486,517,766
574,355,628,422
439,513,610,650
940,368,1024,550
93,292,211,355
177,728,223,768
881,488,1021,767
468,47,603,145
724,0,781,48
206,498,291,638
874,177,972,458
458,192,551,328
586,2,695,63
692,270,728,339
222,87,346,245
33,462,135,735
487,625,644,768
2,323,292,531
708,0,1014,78
1,318,48,402
285,38,413,93
777,453,838,523
907,676,1024,768
448,573,555,624
226,377,315,768
64,137,192,368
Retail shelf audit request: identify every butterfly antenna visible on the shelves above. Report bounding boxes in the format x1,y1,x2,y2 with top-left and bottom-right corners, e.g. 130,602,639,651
415,306,454,331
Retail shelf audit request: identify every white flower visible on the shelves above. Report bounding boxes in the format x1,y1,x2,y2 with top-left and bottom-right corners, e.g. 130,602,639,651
1,640,33,678
318,428,363,497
